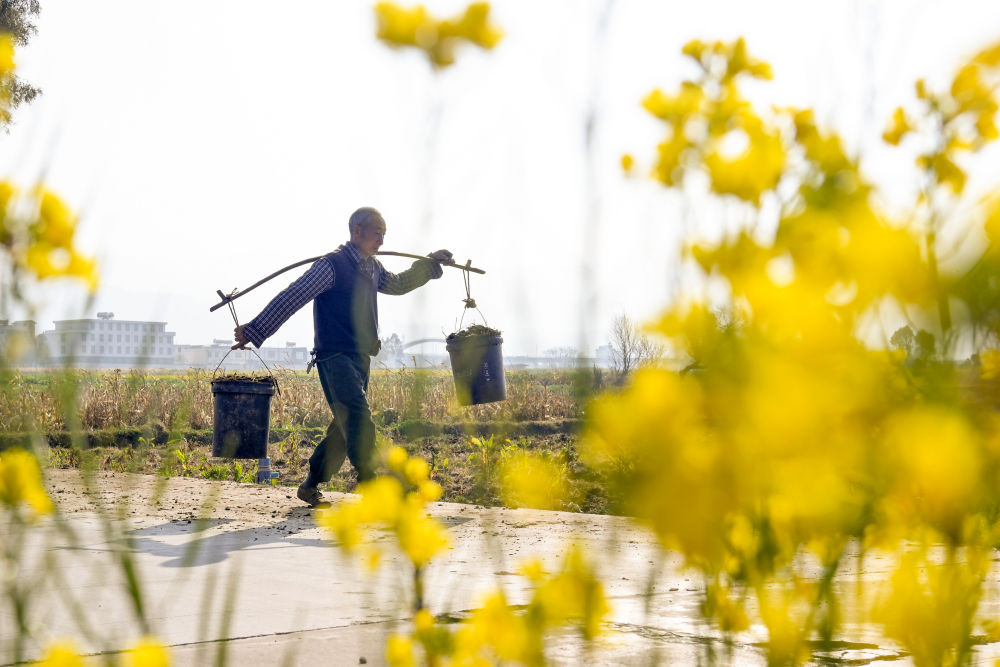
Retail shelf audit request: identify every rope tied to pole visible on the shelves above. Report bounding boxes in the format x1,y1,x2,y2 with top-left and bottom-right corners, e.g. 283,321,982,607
462,260,476,309
457,260,488,331
214,291,280,396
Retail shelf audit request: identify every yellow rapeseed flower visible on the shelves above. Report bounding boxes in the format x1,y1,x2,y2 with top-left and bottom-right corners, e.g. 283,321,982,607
974,40,1000,67
403,456,429,486
725,37,772,81
650,132,690,186
38,640,85,667
0,448,54,516
620,153,635,175
374,2,502,69
396,500,450,567
758,584,812,667
122,636,170,667
919,150,966,194
464,591,529,662
883,106,913,145
641,82,703,123
498,451,568,510
416,479,442,503
981,349,1000,379
386,634,416,667
357,476,404,523
533,546,610,640
703,580,750,633
950,63,995,116
387,444,409,473
882,408,982,541
703,124,785,205
0,34,14,76
875,550,987,667
316,501,365,550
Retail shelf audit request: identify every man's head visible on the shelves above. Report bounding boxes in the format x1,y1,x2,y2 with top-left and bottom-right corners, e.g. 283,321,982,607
349,207,386,258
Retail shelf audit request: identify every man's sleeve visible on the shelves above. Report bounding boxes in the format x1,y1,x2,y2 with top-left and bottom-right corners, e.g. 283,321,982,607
242,259,335,347
377,258,444,296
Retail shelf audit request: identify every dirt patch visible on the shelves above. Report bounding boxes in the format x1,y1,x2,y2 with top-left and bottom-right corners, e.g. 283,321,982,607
45,469,317,532
39,428,614,515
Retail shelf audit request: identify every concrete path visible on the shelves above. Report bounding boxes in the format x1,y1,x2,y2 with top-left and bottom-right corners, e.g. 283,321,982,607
3,471,999,665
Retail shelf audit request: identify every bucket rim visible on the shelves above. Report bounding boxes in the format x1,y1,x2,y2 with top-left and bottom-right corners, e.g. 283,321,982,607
211,380,275,395
446,333,503,349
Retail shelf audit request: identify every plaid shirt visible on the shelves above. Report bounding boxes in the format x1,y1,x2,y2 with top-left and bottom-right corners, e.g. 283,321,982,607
242,242,442,348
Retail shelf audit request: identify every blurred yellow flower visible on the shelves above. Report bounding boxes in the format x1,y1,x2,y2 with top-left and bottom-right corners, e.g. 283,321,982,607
620,152,635,175
386,634,416,667
464,591,530,662
703,123,785,204
883,106,913,145
318,453,450,572
396,500,450,567
374,2,502,69
0,185,99,291
498,451,568,510
642,82,704,123
758,585,812,667
875,551,986,667
650,132,690,186
725,37,772,81
38,640,84,667
974,40,1000,67
0,34,14,76
919,150,966,194
403,456,429,486
387,444,408,472
981,348,1000,379
122,636,170,667
882,408,982,540
703,580,750,633
0,448,54,516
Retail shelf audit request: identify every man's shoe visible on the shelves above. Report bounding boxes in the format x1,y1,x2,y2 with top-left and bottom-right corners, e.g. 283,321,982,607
297,482,325,507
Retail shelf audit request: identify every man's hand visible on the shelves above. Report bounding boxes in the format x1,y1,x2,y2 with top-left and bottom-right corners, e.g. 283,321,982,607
428,249,453,263
232,325,250,350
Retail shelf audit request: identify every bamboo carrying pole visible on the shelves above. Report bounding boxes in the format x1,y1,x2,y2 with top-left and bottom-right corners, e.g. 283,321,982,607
209,251,485,312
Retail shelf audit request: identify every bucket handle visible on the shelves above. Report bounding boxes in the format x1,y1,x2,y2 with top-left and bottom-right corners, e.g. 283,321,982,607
456,263,489,331
212,347,281,397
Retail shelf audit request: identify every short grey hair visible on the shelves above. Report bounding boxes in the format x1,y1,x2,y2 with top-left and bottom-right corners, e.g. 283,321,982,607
349,207,383,232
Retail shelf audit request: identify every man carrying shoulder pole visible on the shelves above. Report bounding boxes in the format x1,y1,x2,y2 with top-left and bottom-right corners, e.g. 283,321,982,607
232,207,452,506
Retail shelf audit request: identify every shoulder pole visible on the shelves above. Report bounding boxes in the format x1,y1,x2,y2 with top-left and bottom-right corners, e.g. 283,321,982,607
209,251,486,312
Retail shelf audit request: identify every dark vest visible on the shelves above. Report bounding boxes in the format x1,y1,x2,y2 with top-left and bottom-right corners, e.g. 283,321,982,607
313,248,380,356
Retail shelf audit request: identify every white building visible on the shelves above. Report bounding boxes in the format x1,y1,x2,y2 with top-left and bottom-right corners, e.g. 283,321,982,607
37,312,177,368
0,320,37,365
177,339,309,371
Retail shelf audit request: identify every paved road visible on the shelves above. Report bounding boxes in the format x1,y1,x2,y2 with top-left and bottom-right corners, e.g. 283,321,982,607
3,471,998,665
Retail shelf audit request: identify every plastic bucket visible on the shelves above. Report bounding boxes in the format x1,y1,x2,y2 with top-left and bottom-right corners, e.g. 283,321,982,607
446,333,507,405
211,380,275,458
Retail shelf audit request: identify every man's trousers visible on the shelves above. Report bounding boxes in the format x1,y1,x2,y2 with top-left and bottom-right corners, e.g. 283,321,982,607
306,352,376,485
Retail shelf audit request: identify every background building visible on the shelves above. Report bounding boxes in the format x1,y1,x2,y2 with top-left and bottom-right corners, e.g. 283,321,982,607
0,319,37,366
177,340,308,371
37,313,177,368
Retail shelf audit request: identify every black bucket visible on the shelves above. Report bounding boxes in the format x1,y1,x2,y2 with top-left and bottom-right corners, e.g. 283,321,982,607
211,379,275,458
446,333,507,405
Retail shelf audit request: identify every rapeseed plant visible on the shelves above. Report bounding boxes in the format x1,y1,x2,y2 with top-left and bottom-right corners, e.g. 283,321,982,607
374,2,502,69
588,35,1000,664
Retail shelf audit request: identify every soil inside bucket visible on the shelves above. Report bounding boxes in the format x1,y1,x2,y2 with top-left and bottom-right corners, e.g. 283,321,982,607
211,372,277,386
446,324,502,342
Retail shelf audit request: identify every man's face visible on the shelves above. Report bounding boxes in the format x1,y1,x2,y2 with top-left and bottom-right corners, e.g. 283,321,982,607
352,218,386,258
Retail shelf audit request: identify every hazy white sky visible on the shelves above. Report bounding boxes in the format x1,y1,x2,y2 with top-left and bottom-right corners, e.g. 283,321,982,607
2,0,1000,356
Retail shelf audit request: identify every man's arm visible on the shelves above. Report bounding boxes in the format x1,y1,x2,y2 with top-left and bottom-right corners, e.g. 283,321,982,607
232,259,335,349
377,249,452,296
